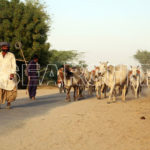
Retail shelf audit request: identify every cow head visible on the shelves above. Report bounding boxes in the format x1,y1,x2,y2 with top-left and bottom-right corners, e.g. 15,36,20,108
99,61,109,75
89,70,96,82
94,66,100,78
130,65,140,77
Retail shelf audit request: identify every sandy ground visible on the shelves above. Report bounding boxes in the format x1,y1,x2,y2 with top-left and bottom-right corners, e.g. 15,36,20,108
0,88,150,150
17,86,58,99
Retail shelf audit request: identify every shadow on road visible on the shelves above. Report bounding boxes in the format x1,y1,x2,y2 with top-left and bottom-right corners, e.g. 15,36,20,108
0,92,69,134
0,90,96,135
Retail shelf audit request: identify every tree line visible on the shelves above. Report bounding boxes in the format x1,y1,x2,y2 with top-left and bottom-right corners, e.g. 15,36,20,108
1,0,150,87
0,0,87,66
134,50,150,71
0,0,87,87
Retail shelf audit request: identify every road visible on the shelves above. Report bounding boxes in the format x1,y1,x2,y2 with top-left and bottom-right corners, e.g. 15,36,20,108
0,89,150,150
0,87,149,136
0,92,68,134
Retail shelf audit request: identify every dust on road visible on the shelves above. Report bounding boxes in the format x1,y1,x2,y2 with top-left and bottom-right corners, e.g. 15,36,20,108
0,88,150,150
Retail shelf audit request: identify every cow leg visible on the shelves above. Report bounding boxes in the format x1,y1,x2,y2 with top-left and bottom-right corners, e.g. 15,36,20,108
88,86,90,95
88,86,92,96
122,84,127,102
73,86,76,101
64,87,66,93
96,86,100,99
95,85,98,99
82,86,85,98
103,85,107,98
98,86,101,99
138,85,142,97
131,86,134,95
90,86,93,96
77,86,80,100
104,89,107,98
131,85,136,98
79,86,83,99
134,84,140,98
108,86,115,103
135,87,138,98
112,89,116,103
66,87,71,102
91,85,95,96
74,86,79,101
59,87,62,93
102,85,106,99
99,87,102,99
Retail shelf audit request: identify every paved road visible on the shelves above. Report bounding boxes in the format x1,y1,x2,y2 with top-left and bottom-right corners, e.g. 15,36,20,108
0,92,69,134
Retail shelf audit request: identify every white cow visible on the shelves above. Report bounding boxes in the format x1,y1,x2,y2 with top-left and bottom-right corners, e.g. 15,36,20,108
88,70,96,95
57,68,66,93
99,62,129,103
95,66,107,99
129,66,145,98
74,67,87,98
146,69,150,88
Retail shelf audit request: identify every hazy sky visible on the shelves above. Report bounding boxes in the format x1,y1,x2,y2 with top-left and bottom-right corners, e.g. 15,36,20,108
44,0,150,68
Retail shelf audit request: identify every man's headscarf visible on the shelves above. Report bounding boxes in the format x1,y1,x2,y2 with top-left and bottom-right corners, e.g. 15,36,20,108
0,42,10,48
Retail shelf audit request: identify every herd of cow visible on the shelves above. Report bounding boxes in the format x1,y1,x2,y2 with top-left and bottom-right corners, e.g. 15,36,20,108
57,62,149,104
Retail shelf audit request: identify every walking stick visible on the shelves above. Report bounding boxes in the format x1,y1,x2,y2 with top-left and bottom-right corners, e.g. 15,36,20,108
15,42,27,66
15,42,29,95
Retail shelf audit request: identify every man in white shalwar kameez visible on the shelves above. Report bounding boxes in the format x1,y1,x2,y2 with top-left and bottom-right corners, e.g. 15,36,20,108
0,42,17,109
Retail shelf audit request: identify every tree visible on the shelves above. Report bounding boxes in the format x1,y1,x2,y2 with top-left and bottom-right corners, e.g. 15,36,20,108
39,49,88,84
49,50,80,67
0,0,50,66
77,60,88,68
134,50,150,71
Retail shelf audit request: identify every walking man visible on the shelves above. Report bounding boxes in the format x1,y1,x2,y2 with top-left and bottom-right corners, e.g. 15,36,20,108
0,42,17,109
27,55,39,100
